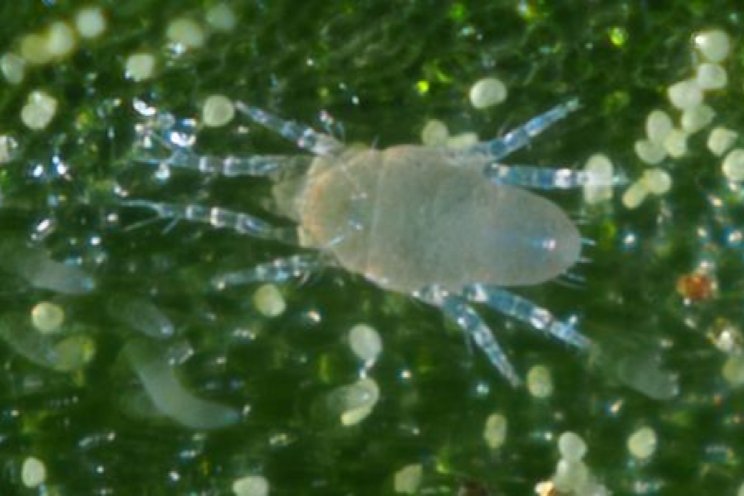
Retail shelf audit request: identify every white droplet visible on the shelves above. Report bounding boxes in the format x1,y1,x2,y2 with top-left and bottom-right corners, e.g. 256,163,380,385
662,128,689,158
553,459,589,493
327,377,380,426
45,21,77,59
695,62,728,90
645,109,673,145
348,323,382,364
206,3,238,32
420,119,449,146
583,153,614,204
622,180,649,210
694,29,731,63
252,284,286,318
446,132,479,149
558,431,588,462
125,52,156,82
21,456,46,488
75,6,107,39
642,168,672,196
202,94,236,127
667,79,703,110
707,126,738,156
1,52,26,84
483,412,507,449
722,354,744,387
0,134,20,164
526,364,553,398
20,33,52,65
31,301,65,334
469,77,508,109
680,104,715,134
393,464,423,494
722,148,744,181
627,426,657,460
634,139,666,165
166,17,207,51
21,90,58,130
232,475,269,496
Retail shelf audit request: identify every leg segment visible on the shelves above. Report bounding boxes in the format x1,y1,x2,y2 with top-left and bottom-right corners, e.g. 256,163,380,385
484,163,627,190
462,283,589,349
415,284,520,387
121,199,297,244
464,99,580,160
234,102,343,156
133,118,309,179
211,254,323,289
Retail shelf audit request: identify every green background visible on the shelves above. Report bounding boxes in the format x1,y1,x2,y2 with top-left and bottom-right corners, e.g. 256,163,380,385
1,0,744,494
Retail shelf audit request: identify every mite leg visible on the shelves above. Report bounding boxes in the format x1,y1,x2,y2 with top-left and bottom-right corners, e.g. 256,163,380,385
235,102,343,156
415,284,520,387
121,199,297,244
211,254,323,290
483,162,627,190
462,283,590,349
133,117,308,179
464,98,580,160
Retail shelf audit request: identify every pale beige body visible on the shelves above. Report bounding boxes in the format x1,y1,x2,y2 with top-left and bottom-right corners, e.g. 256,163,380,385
275,145,581,294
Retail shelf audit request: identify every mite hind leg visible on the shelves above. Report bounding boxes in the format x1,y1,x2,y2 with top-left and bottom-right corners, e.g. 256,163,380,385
461,283,589,349
414,284,521,387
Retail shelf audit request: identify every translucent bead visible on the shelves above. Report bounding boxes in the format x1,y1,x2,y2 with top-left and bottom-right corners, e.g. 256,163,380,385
722,148,744,181
393,464,423,494
125,52,156,82
583,153,614,204
166,17,206,51
558,431,588,462
707,127,737,157
202,94,235,128
232,475,269,496
627,426,657,460
694,29,731,63
31,301,65,334
663,128,689,158
0,53,25,85
553,459,589,492
483,412,507,449
420,119,449,146
21,456,46,488
45,21,76,59
680,104,715,134
252,284,286,317
206,3,237,32
348,323,382,364
695,62,728,90
469,77,508,109
722,354,744,387
526,364,553,398
622,180,649,210
634,139,666,164
667,79,703,110
21,90,58,130
645,109,673,144
75,6,107,39
642,168,672,196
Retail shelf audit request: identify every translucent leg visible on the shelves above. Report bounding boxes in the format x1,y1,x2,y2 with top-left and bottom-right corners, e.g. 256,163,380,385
234,102,343,156
133,124,308,179
484,163,627,190
211,254,323,289
464,99,580,160
462,283,589,349
415,284,520,387
121,199,297,244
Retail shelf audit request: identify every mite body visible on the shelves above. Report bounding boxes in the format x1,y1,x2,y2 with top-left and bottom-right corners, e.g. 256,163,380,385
126,98,616,386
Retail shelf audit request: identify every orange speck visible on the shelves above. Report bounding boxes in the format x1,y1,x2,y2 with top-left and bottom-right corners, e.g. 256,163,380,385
676,272,716,302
